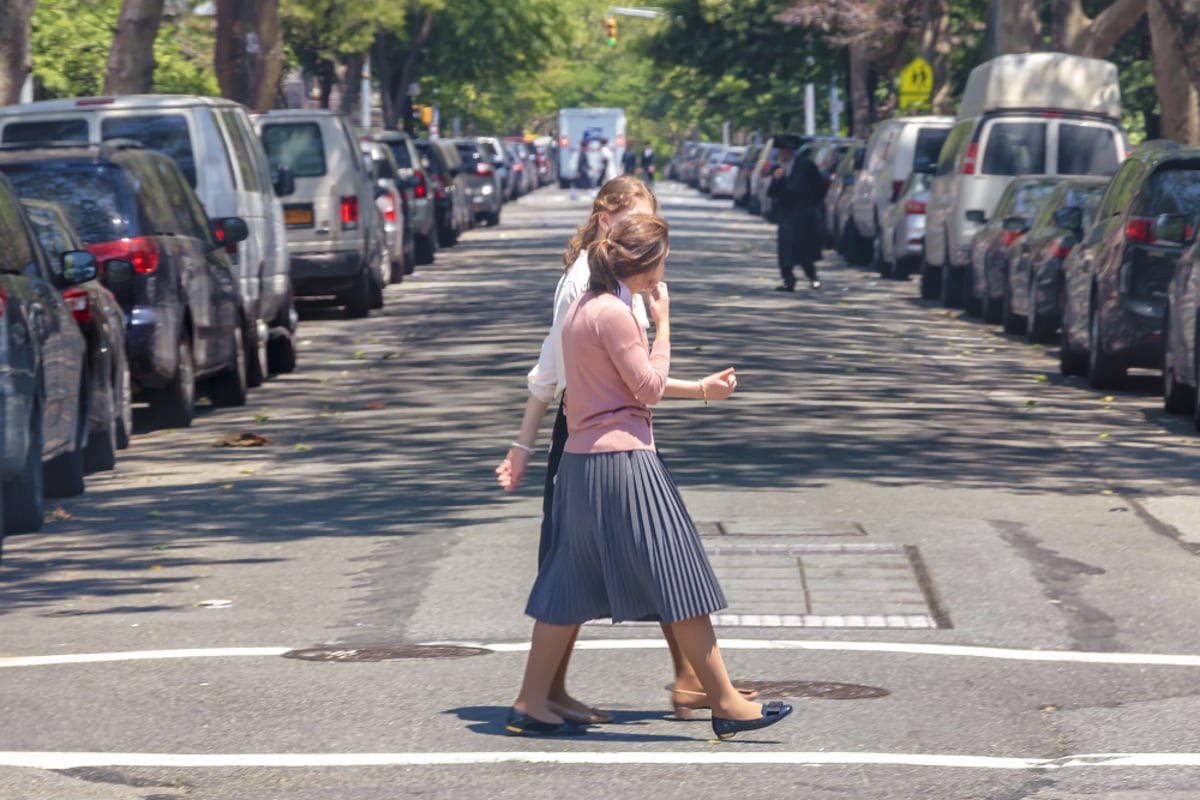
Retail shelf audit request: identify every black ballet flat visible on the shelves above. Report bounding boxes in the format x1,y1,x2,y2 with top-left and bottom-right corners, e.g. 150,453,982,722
504,708,586,737
711,701,793,740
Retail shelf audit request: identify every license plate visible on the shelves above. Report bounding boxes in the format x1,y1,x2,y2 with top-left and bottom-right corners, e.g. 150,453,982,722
285,207,313,227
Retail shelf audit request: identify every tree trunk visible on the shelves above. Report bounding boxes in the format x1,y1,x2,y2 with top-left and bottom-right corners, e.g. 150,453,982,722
986,0,1041,57
848,39,870,139
0,0,34,105
1053,0,1147,56
921,0,955,115
341,53,363,119
215,0,284,110
104,0,165,95
387,11,434,133
1158,0,1200,91
1148,0,1198,143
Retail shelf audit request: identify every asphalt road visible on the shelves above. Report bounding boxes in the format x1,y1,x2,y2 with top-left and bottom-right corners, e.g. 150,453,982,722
3,182,1200,799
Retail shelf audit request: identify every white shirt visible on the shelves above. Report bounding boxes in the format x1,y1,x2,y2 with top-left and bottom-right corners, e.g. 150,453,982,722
526,251,649,404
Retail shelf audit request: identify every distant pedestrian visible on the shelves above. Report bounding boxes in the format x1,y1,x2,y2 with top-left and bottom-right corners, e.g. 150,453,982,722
623,146,637,176
598,137,615,186
570,136,591,201
641,141,656,183
768,135,826,291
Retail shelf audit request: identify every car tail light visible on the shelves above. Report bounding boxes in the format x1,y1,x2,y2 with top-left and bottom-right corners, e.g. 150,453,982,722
962,142,978,175
1125,217,1153,244
412,169,427,198
63,287,90,325
616,135,625,148
513,162,523,172
1052,239,1073,259
761,162,772,176
341,195,359,229
716,164,732,172
1002,229,1023,246
905,200,927,215
378,193,397,222
85,237,160,274
0,285,6,318
475,161,494,177
892,179,904,197
559,136,569,148
212,224,239,256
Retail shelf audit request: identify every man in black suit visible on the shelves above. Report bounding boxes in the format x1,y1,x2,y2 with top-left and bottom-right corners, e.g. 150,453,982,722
768,135,827,291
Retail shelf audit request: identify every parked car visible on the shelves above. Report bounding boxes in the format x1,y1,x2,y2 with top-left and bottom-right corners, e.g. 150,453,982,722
0,142,248,428
454,137,504,226
499,140,523,200
877,167,932,280
254,109,387,318
1005,177,1107,342
751,135,848,222
732,144,761,208
966,175,1061,327
0,94,297,383
0,175,96,542
1163,218,1200,424
828,143,866,250
697,145,725,194
708,146,745,199
531,135,556,186
23,199,131,473
372,130,437,267
1060,140,1200,387
922,53,1125,307
360,138,411,284
416,138,471,247
846,116,954,269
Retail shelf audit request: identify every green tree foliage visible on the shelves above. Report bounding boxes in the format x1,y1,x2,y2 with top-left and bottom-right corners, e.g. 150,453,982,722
32,0,218,99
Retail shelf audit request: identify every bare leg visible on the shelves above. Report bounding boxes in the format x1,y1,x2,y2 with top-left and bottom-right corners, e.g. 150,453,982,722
544,626,612,722
660,622,694,688
513,621,577,723
666,614,763,721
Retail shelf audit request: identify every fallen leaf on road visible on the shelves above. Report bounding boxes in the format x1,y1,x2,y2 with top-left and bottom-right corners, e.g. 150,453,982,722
365,402,386,409
219,484,234,490
44,506,72,522
212,432,272,447
1098,433,1110,439
1026,400,1037,408
1102,395,1114,402
146,510,162,517
294,443,313,452
150,564,163,570
239,469,256,475
1034,375,1049,383
253,413,270,423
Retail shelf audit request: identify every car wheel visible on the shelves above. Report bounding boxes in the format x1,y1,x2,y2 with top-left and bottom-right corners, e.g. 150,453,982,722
1002,288,1024,335
149,334,195,428
1192,339,1200,431
3,405,44,534
402,227,415,278
940,262,965,309
245,318,266,389
1087,306,1125,389
1027,278,1055,342
46,387,86,498
343,268,371,319
208,321,248,408
267,331,297,375
1164,315,1196,413
919,255,941,300
116,362,132,450
415,232,436,266
1059,320,1087,376
84,381,118,473
874,233,889,278
982,288,1002,324
368,267,384,310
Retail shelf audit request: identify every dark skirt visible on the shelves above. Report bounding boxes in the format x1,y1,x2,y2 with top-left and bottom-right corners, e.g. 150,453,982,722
537,402,569,569
525,449,727,626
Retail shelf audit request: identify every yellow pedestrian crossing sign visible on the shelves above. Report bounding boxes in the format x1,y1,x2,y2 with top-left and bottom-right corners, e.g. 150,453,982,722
899,56,933,112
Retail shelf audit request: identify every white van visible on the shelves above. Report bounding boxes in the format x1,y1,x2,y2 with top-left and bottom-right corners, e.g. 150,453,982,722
556,107,626,188
0,95,297,379
920,54,1125,305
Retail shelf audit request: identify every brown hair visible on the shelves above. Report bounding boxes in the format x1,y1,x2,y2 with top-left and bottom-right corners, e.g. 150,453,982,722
562,175,658,269
586,214,669,294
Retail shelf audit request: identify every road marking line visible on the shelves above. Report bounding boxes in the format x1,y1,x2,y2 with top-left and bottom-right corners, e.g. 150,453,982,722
7,640,1200,669
4,751,1200,770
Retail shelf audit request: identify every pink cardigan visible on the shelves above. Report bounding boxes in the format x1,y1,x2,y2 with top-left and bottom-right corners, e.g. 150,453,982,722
561,290,670,454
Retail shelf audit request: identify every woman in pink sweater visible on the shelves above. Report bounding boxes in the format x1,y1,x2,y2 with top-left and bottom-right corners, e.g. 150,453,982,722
509,214,793,741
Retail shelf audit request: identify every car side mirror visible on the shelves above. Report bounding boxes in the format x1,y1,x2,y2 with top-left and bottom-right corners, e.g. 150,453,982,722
1002,216,1028,233
966,209,987,225
913,155,934,174
213,216,250,245
274,164,295,197
1154,213,1193,246
1053,206,1083,233
60,250,98,285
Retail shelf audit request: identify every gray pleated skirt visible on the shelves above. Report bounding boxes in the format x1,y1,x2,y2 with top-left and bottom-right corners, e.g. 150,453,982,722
525,449,727,626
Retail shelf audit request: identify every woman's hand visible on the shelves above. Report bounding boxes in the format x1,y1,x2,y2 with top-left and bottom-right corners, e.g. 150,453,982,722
646,280,670,326
701,367,738,401
495,446,533,492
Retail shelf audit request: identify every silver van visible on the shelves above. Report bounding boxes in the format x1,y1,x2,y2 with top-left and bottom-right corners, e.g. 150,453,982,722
0,95,297,381
921,54,1125,306
253,109,386,319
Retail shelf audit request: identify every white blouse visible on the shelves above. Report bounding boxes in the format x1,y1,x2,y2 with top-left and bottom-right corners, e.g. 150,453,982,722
526,250,649,404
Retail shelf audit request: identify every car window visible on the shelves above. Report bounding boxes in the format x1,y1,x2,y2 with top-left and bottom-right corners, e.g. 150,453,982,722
217,109,263,194
155,156,213,243
337,117,363,175
3,119,88,144
0,182,39,277
1014,182,1061,215
385,140,413,170
722,151,742,165
120,156,182,235
1,162,129,243
101,114,197,187
1095,159,1142,220
1138,166,1200,217
937,120,973,176
913,127,949,167
260,123,326,177
23,204,70,266
981,121,1046,176
1057,124,1120,176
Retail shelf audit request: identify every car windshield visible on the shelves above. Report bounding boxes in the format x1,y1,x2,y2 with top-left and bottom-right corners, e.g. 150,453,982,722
913,128,949,167
723,151,742,165
1057,124,1120,176
982,122,1046,176
259,123,326,178
384,140,413,169
101,114,197,186
1,162,127,243
1138,166,1200,217
1014,182,1061,215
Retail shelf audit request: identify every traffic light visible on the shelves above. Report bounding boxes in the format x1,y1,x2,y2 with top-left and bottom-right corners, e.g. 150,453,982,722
420,105,433,125
605,17,617,46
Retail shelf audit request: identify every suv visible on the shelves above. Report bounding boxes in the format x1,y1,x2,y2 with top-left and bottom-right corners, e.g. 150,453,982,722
922,54,1125,306
0,142,248,428
0,95,297,383
846,116,953,268
453,137,504,226
1061,141,1200,388
0,174,97,541
417,138,471,247
254,109,386,319
372,130,437,266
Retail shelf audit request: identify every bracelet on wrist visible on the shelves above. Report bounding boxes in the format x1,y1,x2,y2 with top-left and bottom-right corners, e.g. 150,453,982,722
699,381,708,406
510,441,536,454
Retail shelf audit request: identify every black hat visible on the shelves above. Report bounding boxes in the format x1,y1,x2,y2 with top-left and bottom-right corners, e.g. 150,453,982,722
774,134,802,150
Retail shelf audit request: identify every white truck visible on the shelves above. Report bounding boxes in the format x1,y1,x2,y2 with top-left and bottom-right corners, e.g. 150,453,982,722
557,107,627,189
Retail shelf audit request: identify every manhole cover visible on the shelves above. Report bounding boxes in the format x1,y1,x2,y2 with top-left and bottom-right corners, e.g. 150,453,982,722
735,680,890,700
281,645,491,662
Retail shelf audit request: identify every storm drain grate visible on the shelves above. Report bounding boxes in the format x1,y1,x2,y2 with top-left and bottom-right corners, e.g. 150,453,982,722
695,520,866,537
281,645,491,662
734,680,890,700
